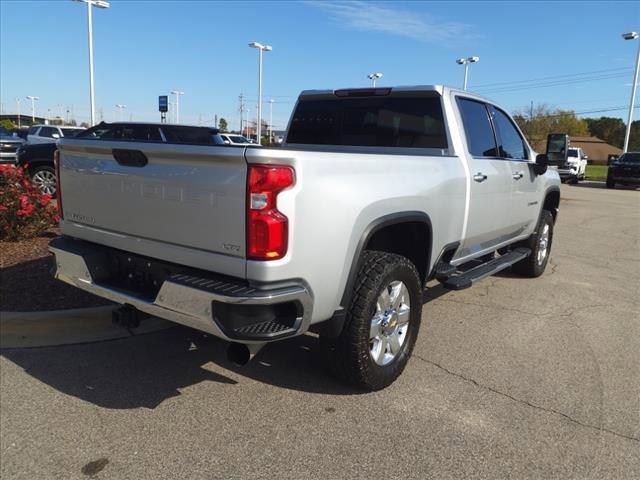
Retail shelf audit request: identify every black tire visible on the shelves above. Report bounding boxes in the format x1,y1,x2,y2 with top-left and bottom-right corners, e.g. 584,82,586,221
511,210,554,278
320,251,422,391
569,175,578,185
606,176,615,189
29,165,57,196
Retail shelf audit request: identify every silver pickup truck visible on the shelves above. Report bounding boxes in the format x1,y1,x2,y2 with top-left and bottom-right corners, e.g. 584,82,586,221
50,86,560,390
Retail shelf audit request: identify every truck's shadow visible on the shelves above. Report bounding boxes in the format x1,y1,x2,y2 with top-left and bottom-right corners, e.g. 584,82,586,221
1,285,455,409
1,325,363,410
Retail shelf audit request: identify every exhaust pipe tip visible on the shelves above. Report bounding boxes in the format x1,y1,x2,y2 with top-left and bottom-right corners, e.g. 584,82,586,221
227,342,251,366
227,342,265,367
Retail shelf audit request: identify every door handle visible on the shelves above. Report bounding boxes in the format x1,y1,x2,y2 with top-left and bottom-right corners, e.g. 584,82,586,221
512,171,524,180
473,172,488,183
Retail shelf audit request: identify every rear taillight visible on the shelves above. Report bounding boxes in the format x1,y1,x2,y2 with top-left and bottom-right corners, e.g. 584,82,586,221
53,149,63,219
247,164,295,260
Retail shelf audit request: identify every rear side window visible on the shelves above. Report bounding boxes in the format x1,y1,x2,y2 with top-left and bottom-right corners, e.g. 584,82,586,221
491,107,527,160
287,95,448,149
567,149,578,157
28,126,39,135
457,98,498,157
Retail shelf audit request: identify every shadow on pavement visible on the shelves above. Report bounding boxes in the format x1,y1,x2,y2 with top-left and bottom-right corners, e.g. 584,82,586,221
1,325,363,409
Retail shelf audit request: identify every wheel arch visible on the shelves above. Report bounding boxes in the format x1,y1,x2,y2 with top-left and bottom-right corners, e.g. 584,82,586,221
340,211,432,307
542,186,560,222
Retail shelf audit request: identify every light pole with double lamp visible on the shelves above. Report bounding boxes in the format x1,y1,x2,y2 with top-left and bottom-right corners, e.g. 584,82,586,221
171,90,184,124
249,42,272,144
367,72,383,87
26,96,39,122
456,56,479,91
622,32,640,153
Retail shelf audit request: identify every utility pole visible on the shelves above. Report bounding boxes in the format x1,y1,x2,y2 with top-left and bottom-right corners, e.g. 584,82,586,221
530,101,534,120
269,98,274,143
239,93,245,132
215,114,218,129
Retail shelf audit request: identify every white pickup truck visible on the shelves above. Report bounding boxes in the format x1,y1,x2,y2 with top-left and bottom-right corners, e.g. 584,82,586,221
50,86,560,390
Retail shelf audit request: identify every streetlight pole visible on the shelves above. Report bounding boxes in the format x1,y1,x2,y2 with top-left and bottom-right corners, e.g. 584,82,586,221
15,98,21,128
171,90,184,124
74,0,110,126
456,56,479,90
26,96,39,122
269,98,274,143
115,104,126,121
249,41,272,144
622,32,640,153
367,72,383,87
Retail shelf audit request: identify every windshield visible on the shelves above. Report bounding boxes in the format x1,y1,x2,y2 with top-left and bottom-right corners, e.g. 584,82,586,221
567,149,578,157
617,152,640,163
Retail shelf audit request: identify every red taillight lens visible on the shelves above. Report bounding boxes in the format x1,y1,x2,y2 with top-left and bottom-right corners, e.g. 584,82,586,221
247,165,295,260
53,149,63,220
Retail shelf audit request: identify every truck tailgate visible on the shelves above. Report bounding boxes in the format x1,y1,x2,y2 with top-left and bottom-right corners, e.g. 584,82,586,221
57,140,247,275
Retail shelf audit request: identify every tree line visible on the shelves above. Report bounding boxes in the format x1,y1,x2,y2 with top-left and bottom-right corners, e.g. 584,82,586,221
512,105,639,152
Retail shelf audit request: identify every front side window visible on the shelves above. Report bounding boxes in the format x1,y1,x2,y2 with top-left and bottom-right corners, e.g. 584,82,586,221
287,95,448,149
457,98,498,157
567,149,579,157
491,108,527,160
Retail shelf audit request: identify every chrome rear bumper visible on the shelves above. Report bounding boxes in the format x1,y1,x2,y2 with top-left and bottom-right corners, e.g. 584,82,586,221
49,237,313,343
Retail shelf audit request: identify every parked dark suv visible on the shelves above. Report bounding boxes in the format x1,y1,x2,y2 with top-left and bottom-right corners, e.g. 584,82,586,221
607,152,640,189
15,142,58,195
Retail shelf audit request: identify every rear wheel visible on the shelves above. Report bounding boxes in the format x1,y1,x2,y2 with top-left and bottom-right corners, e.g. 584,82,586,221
30,166,57,195
320,251,422,390
511,210,554,278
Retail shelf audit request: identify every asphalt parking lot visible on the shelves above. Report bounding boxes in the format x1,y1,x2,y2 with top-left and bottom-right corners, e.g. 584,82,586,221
1,182,639,480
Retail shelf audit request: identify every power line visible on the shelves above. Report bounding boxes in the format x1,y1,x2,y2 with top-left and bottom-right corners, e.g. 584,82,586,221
477,72,630,94
473,67,632,89
517,105,639,119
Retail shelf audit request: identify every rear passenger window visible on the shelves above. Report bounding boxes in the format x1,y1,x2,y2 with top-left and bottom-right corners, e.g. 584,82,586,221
28,126,39,135
491,107,527,160
457,98,498,157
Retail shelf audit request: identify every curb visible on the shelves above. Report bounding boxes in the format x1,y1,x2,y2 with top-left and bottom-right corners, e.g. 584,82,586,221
0,305,173,349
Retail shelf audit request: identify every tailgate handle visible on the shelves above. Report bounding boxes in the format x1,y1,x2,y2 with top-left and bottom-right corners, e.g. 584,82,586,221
112,149,148,167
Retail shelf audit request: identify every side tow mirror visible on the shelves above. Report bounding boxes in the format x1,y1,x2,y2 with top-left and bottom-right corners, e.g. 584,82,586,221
534,154,548,175
52,133,60,139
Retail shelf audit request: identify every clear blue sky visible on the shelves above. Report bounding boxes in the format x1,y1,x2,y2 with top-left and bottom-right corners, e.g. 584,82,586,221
1,0,638,129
